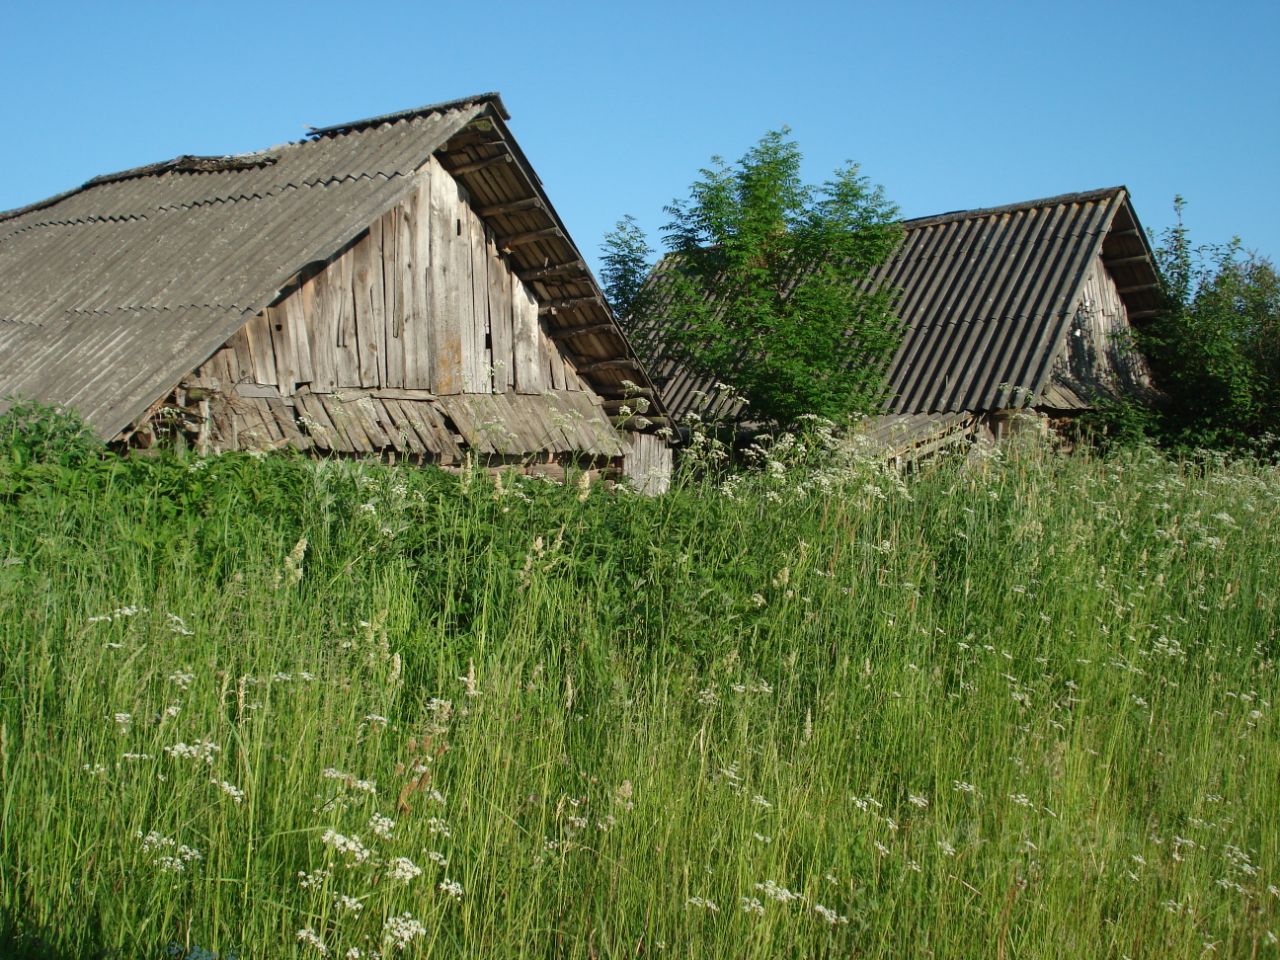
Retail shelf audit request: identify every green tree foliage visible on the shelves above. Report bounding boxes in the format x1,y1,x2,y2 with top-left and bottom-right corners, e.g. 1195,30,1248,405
1140,198,1280,452
600,214,653,321
612,130,902,428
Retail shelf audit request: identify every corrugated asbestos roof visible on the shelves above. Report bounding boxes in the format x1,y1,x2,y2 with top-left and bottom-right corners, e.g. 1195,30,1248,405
0,92,662,439
638,186,1160,421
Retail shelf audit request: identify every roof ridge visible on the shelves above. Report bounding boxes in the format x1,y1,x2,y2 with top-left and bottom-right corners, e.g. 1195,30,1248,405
306,92,509,138
902,186,1127,231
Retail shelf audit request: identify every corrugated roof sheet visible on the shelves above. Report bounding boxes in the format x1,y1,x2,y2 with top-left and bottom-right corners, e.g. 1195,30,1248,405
636,187,1160,421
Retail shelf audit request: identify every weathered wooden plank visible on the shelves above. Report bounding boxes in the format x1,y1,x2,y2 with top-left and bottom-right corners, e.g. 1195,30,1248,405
395,190,426,390
397,399,452,458
226,328,254,383
352,227,385,388
354,397,392,449
429,163,463,395
466,202,492,392
440,396,494,454
304,269,337,393
410,174,434,391
382,207,406,389
265,396,310,450
243,311,278,385
486,230,515,392
543,324,568,391
330,244,360,388
283,290,314,385
338,399,375,452
294,393,338,450
378,398,426,453
512,282,542,394
266,306,297,394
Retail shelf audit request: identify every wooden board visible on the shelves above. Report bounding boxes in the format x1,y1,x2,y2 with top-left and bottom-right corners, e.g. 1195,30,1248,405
410,174,434,391
381,208,406,389
486,231,515,392
304,269,336,393
352,229,385,388
465,202,492,392
512,282,542,394
429,160,463,395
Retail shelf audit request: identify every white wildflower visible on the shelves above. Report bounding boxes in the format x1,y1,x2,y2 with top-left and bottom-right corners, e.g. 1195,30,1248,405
740,897,765,915
297,868,331,889
368,813,395,839
113,713,132,728
427,817,451,838
386,857,422,884
320,829,371,865
333,893,363,914
438,878,464,900
163,740,220,764
296,928,328,954
814,904,849,925
751,794,772,809
168,671,195,690
908,794,929,808
754,880,803,903
426,850,448,867
210,779,245,804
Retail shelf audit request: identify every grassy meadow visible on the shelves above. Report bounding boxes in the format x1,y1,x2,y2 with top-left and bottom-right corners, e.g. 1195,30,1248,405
0,438,1277,958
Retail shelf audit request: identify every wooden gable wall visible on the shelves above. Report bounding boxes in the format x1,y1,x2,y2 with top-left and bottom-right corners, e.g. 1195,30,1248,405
156,156,625,464
1041,255,1154,410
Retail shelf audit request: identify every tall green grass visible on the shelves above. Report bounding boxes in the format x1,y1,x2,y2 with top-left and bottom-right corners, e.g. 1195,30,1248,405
0,442,1276,958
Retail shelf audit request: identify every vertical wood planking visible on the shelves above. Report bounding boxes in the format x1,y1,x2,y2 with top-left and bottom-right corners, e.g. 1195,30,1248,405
512,282,542,394
450,176,478,392
467,203,492,392
430,161,463,395
266,305,297,394
243,311,277,385
284,291,313,385
411,174,434,391
382,207,406,389
486,231,515,392
333,251,360,387
396,191,423,389
305,270,336,393
352,226,385,388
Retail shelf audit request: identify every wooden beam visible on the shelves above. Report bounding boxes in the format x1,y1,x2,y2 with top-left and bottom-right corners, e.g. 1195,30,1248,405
597,385,655,399
446,153,512,176
1103,253,1152,266
1108,228,1141,237
498,226,561,250
547,321,617,340
612,414,672,430
539,295,603,315
579,358,642,374
1129,308,1162,319
1116,282,1158,294
475,197,545,218
516,259,585,283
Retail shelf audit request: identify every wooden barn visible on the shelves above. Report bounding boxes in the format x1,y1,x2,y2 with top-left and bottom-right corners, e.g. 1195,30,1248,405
0,93,672,492
633,187,1160,459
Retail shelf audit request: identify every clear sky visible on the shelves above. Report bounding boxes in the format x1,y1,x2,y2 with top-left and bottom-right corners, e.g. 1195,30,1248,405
3,0,1276,276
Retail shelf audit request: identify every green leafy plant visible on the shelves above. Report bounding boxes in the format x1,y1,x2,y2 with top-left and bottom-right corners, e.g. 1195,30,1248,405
1139,198,1280,453
0,396,101,467
612,130,903,429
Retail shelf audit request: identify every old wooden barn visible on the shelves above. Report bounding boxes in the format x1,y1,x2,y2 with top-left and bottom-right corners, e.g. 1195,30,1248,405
0,93,672,491
633,187,1160,458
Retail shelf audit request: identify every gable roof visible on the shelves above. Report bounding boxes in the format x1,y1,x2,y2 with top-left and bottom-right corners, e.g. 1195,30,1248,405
0,92,660,438
640,186,1160,421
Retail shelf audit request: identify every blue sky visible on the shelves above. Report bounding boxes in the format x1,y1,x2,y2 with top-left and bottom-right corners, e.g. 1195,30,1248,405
3,0,1277,275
